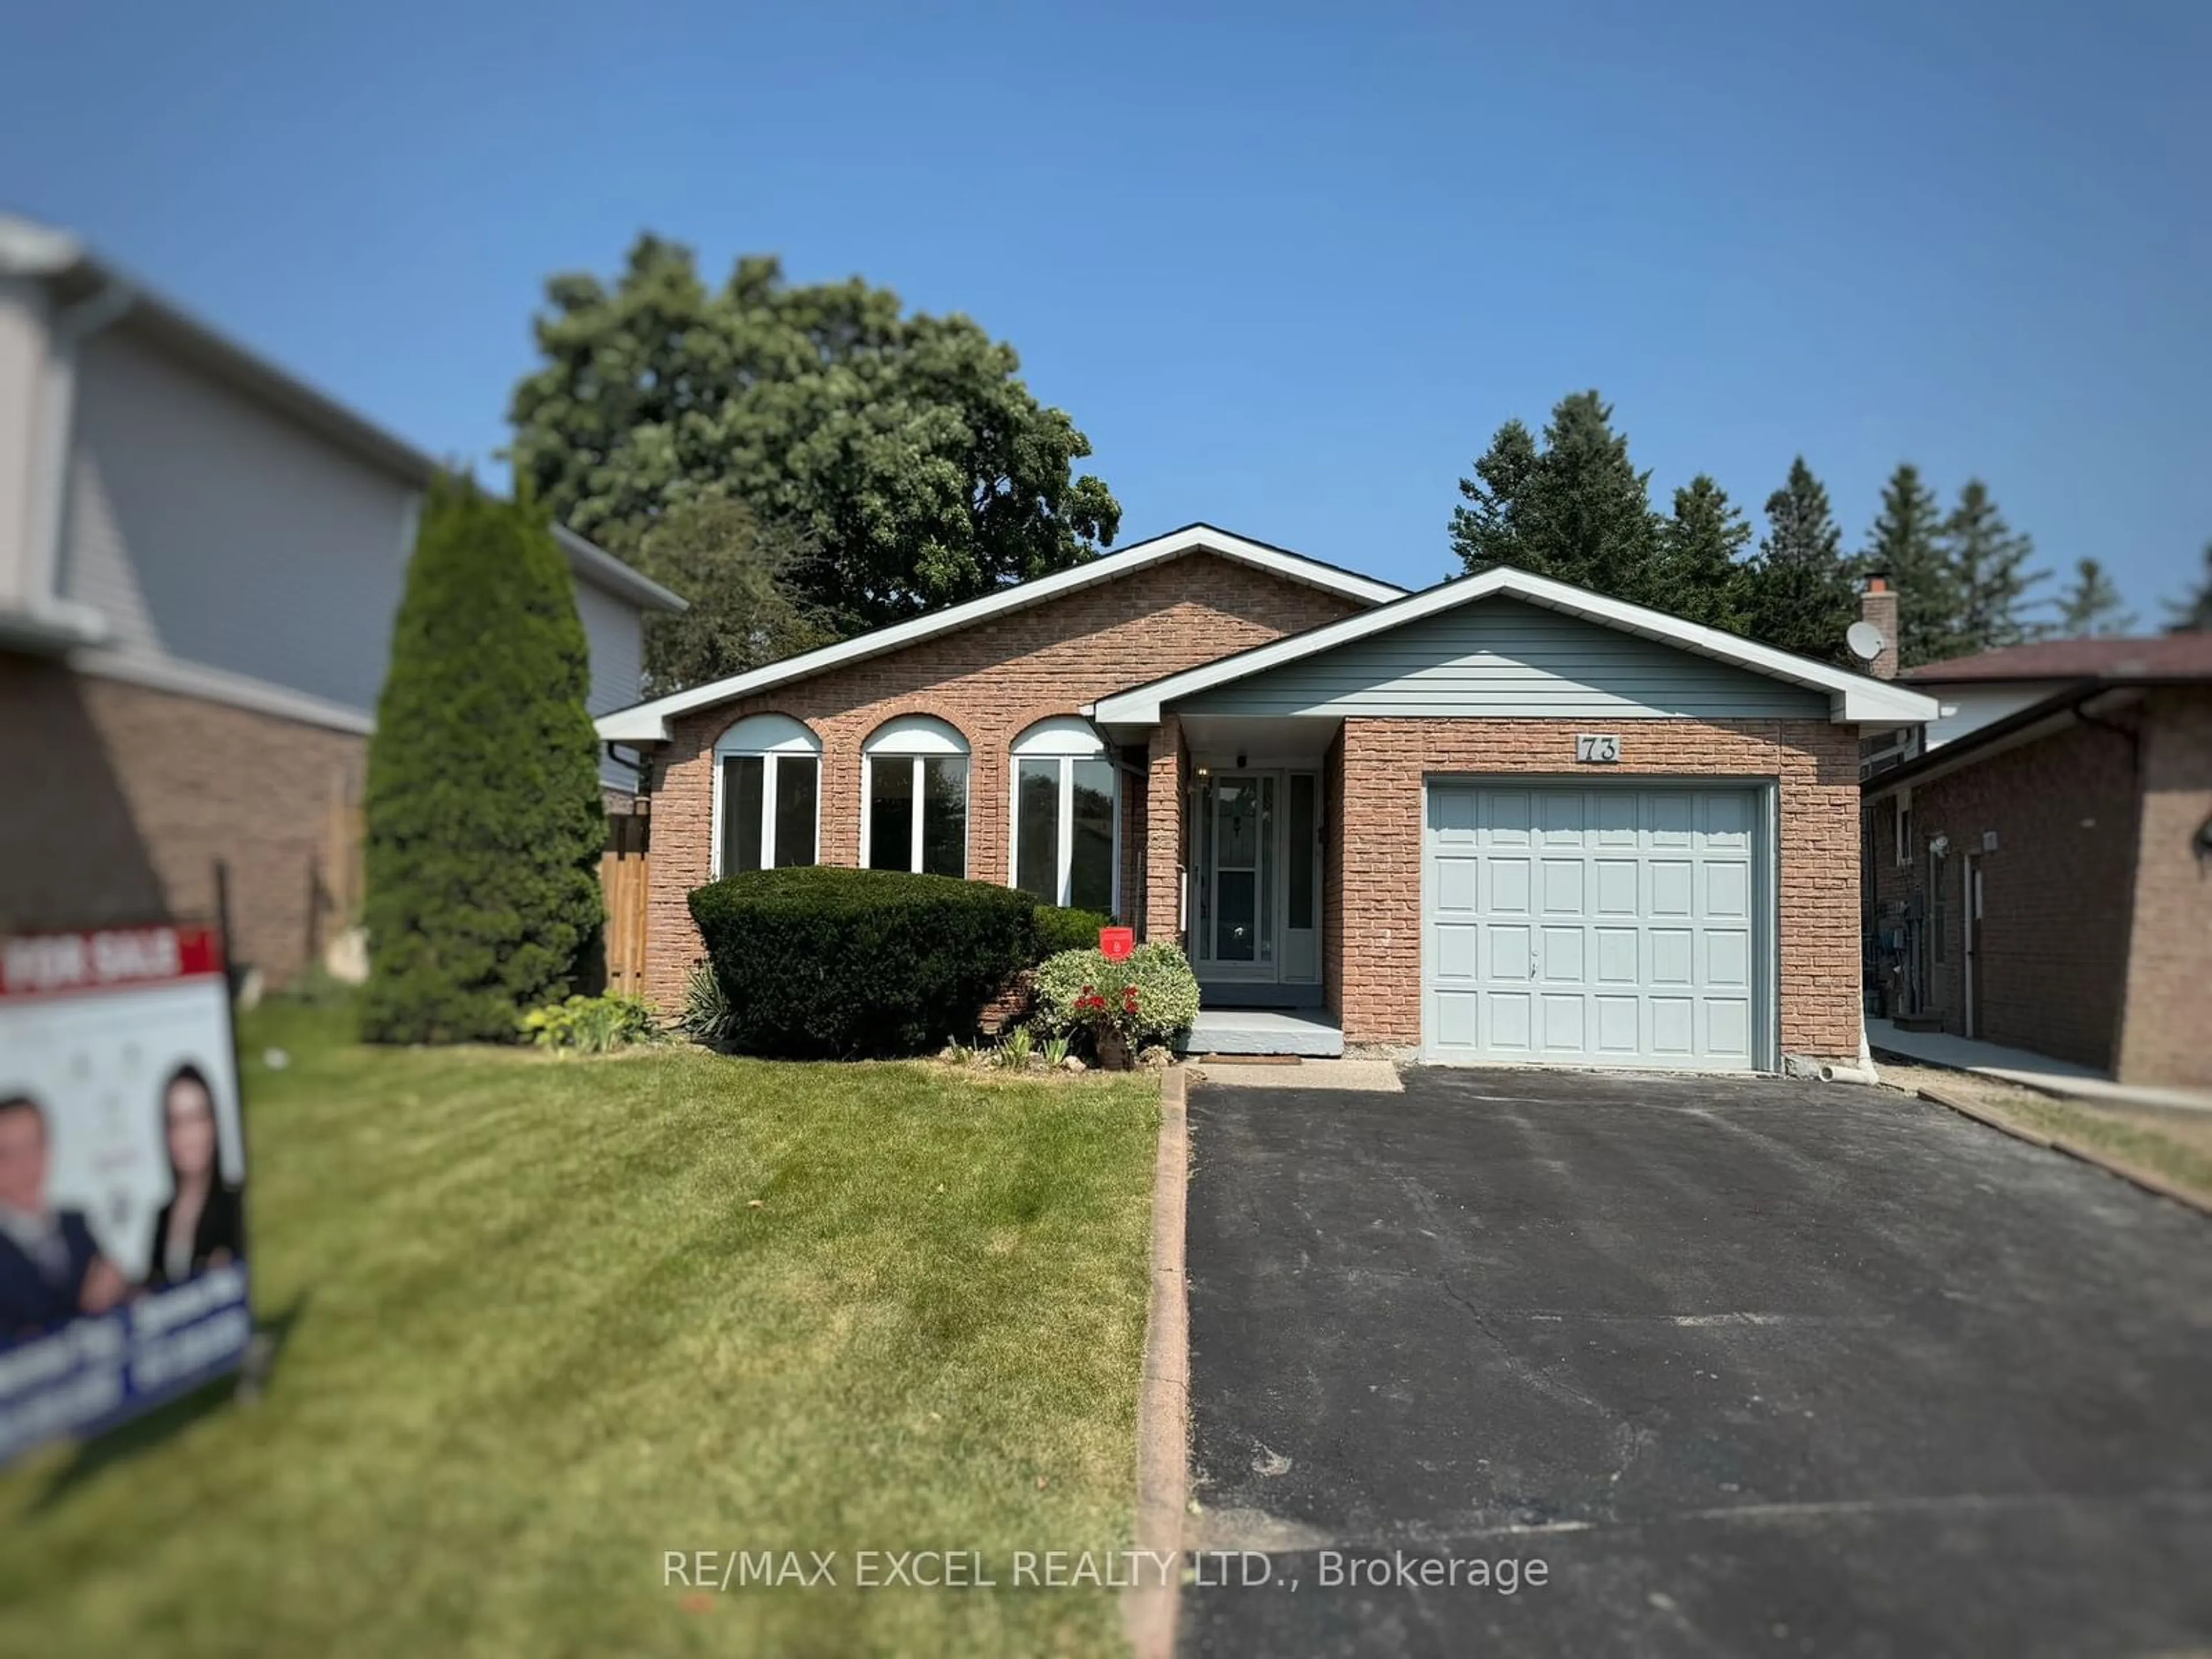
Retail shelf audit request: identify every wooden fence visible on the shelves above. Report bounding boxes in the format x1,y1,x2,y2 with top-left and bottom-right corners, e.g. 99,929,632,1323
601,809,652,995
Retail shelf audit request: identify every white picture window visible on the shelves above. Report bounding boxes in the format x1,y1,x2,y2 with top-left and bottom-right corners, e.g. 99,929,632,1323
1009,717,1118,913
713,714,820,875
862,715,970,878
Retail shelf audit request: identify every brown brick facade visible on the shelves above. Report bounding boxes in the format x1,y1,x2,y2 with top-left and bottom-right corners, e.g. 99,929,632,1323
0,658,366,985
1864,687,2212,1087
1868,719,2140,1071
2116,690,2212,1086
637,554,1363,1008
1328,717,1863,1058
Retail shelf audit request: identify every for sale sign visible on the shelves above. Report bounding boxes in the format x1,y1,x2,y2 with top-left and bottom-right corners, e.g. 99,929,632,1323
0,925,252,1461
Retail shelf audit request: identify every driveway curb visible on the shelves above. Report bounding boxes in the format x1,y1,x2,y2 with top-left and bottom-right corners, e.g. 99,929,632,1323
1123,1067,1190,1659
1916,1083,2212,1218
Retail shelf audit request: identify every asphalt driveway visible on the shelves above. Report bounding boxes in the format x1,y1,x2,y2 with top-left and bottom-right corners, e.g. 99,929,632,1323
1180,1067,2212,1658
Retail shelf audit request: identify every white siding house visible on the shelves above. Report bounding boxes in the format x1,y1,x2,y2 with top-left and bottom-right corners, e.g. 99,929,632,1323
0,213,684,980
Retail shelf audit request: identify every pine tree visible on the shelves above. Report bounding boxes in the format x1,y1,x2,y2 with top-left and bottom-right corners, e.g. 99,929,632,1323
2165,543,2212,632
1741,457,1858,663
1652,475,1752,632
2054,558,2135,637
1941,480,2050,654
362,477,607,1043
1448,418,1539,575
1449,391,1659,603
1863,463,1957,667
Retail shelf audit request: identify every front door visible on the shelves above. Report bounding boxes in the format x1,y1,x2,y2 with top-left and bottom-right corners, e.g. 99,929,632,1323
1194,770,1323,1002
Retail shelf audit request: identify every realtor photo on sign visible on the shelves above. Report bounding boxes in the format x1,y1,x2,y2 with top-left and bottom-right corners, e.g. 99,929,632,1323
0,929,253,1461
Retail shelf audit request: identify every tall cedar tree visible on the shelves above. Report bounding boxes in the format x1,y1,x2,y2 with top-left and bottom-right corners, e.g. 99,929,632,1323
1450,392,1658,601
2165,543,2212,632
1743,457,1858,664
507,236,1120,635
1654,475,1753,632
362,478,605,1043
1941,480,2048,654
2054,558,2135,637
1863,463,1957,667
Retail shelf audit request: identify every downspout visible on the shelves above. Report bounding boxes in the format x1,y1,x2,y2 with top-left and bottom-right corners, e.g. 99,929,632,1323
24,274,135,631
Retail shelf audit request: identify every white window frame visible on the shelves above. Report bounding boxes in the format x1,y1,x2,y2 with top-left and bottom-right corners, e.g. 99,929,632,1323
1007,716,1120,913
710,713,821,876
1893,787,1913,867
860,715,971,877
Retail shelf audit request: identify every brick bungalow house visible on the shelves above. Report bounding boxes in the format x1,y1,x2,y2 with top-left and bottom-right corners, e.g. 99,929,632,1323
1862,633,2212,1088
0,214,684,985
598,525,1934,1068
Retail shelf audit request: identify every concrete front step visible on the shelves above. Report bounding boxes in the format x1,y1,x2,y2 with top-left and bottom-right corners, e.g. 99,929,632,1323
1180,1008,1345,1058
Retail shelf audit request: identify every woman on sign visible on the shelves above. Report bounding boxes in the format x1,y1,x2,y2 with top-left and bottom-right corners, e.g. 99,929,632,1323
144,1064,243,1289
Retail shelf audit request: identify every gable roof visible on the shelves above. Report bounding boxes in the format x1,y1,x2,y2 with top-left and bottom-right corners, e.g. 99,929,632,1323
1903,634,2212,684
1090,566,1939,726
592,524,1406,743
0,213,683,618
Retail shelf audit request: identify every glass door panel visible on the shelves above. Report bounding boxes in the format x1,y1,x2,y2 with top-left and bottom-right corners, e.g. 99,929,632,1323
1210,776,1274,968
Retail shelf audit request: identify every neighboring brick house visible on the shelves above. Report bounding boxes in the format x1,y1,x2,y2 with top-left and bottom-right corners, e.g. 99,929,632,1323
1862,634,2212,1088
600,524,1931,1068
0,215,684,984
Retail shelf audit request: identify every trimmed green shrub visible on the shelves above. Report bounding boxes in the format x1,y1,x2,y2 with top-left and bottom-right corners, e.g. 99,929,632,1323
362,476,606,1043
689,867,1037,1058
1033,905,1113,960
520,993,659,1054
1032,943,1200,1048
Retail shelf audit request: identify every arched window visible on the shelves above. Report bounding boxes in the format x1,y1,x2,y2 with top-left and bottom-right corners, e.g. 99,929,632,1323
713,714,820,875
863,715,970,878
1009,717,1118,914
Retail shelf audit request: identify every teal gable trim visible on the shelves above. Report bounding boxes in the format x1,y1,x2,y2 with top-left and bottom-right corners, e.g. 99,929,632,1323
1176,598,1830,720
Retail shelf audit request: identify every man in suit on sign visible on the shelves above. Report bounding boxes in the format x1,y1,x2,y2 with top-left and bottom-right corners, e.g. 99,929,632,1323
0,1093,127,1344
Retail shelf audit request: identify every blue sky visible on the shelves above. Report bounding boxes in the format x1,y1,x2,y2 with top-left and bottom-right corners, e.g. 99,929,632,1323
5,0,2207,618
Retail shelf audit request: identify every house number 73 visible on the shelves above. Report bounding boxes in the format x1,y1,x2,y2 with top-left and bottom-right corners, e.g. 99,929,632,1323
1576,733,1621,763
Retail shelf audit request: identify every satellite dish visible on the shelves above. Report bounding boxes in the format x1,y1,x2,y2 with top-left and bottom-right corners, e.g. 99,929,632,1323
1846,620,1887,663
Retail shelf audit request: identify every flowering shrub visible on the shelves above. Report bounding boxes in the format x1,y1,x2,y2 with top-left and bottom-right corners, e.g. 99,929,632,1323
1032,944,1200,1050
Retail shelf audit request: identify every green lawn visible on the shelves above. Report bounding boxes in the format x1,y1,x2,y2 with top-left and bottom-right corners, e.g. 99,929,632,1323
0,1003,1161,1658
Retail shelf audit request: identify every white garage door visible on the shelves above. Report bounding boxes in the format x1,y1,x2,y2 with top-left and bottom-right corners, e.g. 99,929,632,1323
1423,783,1769,1070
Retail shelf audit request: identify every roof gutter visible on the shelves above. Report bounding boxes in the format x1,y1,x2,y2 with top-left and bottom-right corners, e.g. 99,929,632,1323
1863,680,2177,798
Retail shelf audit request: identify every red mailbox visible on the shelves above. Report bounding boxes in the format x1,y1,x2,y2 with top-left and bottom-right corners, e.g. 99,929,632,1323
1099,926,1135,961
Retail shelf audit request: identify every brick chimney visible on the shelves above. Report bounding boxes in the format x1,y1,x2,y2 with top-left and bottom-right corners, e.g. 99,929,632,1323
1859,575,1899,680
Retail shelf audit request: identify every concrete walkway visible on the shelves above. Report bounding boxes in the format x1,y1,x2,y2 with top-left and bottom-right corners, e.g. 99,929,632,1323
1868,1018,2212,1114
1181,1007,1344,1058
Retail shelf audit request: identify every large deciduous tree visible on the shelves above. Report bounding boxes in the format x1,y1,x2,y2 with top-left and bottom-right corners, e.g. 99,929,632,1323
1863,463,1956,668
508,236,1121,636
362,478,606,1043
1742,457,1858,663
2054,558,2135,637
1449,391,1658,601
630,498,832,695
1940,480,2049,654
